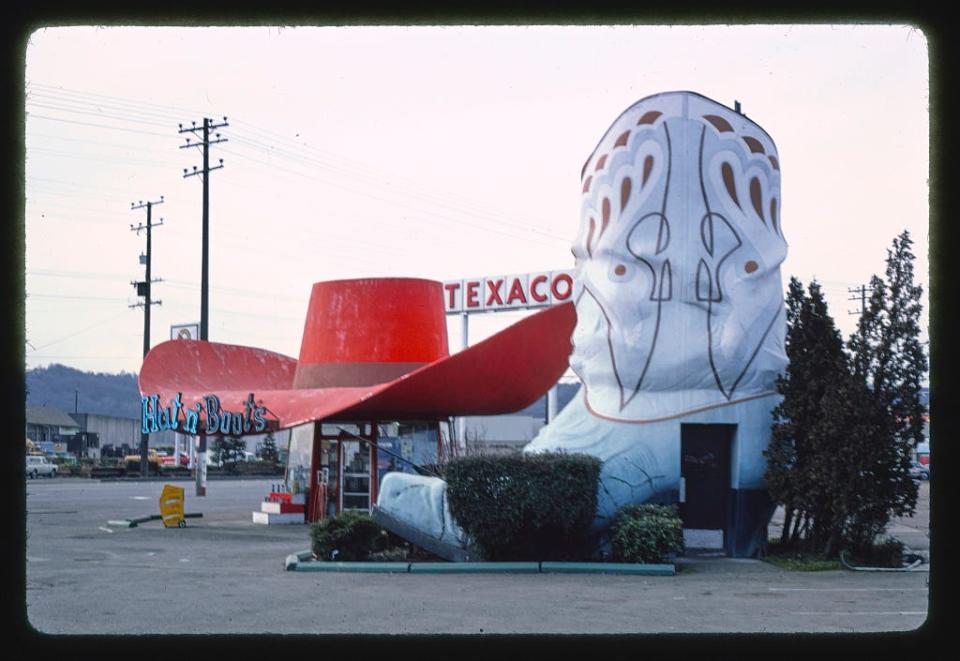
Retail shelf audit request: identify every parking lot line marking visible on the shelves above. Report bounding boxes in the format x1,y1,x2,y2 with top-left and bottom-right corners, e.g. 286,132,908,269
98,526,115,534
791,611,926,616
129,496,151,500
770,588,927,592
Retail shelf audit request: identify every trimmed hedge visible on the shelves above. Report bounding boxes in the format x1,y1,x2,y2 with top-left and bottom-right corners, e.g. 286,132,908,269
225,460,284,476
610,504,684,563
445,452,601,561
310,511,387,561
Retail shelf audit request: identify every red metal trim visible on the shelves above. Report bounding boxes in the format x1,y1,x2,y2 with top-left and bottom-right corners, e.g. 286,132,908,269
336,438,342,515
307,422,322,523
370,421,378,507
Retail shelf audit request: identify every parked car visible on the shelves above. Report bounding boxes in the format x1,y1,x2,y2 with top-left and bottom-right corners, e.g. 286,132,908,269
26,455,58,479
121,452,163,473
909,461,929,481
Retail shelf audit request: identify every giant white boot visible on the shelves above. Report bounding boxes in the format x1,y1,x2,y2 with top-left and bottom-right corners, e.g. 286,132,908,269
376,91,787,559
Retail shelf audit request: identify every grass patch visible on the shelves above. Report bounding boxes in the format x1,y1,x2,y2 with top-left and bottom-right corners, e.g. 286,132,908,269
765,556,842,571
763,539,842,571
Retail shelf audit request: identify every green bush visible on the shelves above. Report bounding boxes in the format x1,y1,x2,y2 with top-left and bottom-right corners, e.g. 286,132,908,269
847,538,904,568
610,504,684,563
310,511,387,561
445,452,601,561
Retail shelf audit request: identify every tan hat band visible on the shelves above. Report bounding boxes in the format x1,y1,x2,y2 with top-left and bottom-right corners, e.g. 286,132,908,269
292,362,428,389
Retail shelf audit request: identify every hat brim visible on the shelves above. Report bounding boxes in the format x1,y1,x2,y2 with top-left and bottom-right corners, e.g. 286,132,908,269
139,302,575,432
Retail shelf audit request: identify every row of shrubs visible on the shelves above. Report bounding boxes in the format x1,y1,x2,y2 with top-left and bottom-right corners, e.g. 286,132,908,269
310,452,684,563
59,460,284,478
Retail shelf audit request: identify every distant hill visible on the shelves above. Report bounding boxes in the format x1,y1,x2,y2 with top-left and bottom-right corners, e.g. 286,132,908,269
23,364,928,423
25,363,578,422
26,364,141,419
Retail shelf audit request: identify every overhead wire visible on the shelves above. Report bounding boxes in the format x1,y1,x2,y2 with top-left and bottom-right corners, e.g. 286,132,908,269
226,132,569,244
27,309,132,352
26,113,172,138
27,83,570,247
26,83,553,226
216,144,563,249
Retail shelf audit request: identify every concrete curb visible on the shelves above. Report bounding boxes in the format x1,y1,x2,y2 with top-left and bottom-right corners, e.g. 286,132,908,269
285,554,676,575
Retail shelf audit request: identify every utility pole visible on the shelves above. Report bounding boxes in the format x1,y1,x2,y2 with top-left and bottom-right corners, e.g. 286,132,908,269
848,284,873,318
179,116,228,497
130,197,164,478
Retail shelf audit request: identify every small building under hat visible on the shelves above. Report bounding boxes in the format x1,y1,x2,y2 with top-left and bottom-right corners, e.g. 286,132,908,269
139,277,575,523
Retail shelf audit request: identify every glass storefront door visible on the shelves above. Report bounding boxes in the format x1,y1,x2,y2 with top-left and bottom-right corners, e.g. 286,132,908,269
340,439,371,511
318,439,339,519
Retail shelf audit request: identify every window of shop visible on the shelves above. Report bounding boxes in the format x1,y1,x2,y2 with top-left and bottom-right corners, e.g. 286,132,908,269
285,420,450,522
375,421,445,484
286,423,314,501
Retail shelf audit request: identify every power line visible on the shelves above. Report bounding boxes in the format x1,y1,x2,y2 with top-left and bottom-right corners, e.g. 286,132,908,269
28,130,177,154
225,134,568,244
26,113,172,137
217,144,563,248
26,175,134,195
26,100,172,129
28,268,135,280
26,310,131,352
29,293,130,301
28,354,142,360
28,83,566,244
28,145,177,168
27,82,209,122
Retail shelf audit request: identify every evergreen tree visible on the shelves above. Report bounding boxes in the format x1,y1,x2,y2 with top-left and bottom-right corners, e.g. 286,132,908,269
211,436,229,466
258,432,279,463
805,368,890,555
226,436,246,463
850,230,928,451
766,231,926,559
846,230,925,530
765,278,848,550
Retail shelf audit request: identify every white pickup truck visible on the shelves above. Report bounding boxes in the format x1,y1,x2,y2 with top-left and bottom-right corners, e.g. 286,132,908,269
26,455,58,479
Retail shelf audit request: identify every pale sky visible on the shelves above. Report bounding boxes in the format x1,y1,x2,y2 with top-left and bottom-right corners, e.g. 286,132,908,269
23,25,929,377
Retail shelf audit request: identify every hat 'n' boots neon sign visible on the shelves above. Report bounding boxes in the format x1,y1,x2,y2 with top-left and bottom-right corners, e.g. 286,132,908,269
141,392,268,436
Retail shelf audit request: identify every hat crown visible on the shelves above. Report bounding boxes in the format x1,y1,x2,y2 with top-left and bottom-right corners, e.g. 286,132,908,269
294,278,449,388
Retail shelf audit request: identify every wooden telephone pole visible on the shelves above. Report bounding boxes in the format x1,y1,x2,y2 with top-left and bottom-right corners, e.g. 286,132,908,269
130,196,164,478
179,116,228,496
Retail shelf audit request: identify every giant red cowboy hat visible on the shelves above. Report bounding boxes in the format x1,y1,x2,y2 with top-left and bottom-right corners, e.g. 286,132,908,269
139,278,576,432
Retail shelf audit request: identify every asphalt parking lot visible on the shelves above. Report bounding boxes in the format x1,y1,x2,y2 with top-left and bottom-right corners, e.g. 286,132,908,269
24,478,930,635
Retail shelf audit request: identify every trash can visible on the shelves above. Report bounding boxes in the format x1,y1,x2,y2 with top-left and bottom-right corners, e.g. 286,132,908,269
159,484,186,528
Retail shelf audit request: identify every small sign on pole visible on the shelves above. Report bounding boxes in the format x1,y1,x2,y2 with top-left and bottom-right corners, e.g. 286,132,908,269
171,323,200,341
